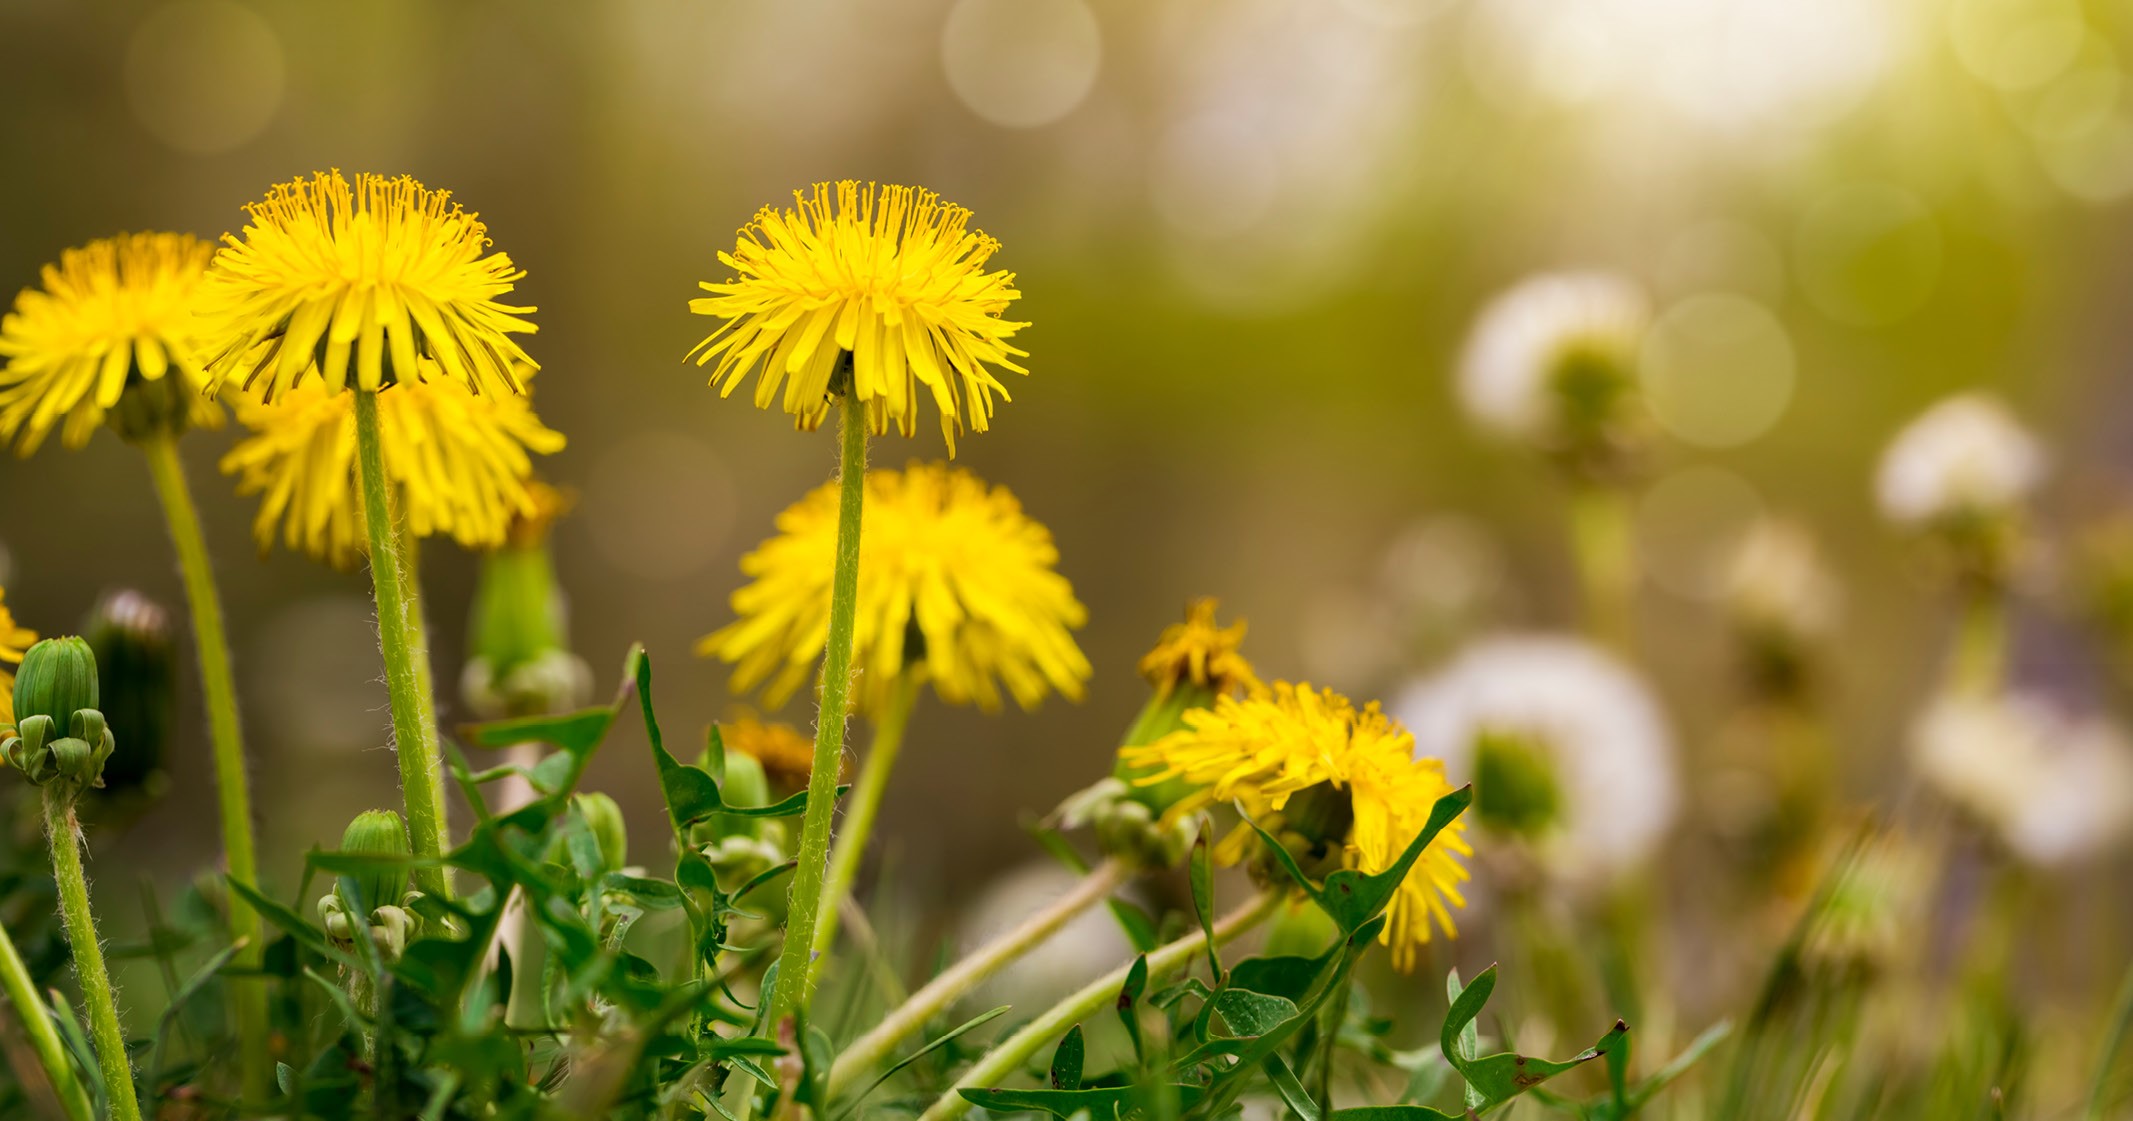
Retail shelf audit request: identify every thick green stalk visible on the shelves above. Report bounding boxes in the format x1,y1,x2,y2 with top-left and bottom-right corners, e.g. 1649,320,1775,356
829,859,1129,1097
392,532,454,885
766,394,869,1032
914,890,1282,1121
42,793,140,1121
138,434,270,1101
812,675,920,968
1569,484,1635,651
0,918,91,1121
353,389,451,899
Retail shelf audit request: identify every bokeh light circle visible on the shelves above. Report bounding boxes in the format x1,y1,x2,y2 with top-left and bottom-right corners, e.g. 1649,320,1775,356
1792,183,1943,326
1635,467,1765,601
941,0,1102,129
1950,0,2086,92
125,0,285,154
1640,293,1796,448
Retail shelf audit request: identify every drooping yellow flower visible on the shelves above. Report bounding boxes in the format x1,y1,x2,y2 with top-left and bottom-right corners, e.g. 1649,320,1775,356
1119,681,1471,967
0,587,36,726
701,461,1088,714
1140,598,1260,700
721,713,832,790
0,232,223,454
219,369,564,567
197,171,537,401
687,181,1028,453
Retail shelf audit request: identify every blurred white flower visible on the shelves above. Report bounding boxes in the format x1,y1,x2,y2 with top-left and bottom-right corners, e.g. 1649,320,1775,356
1912,691,2133,867
1722,517,1840,642
1874,393,2045,527
956,862,1134,1011
1455,271,1650,445
1394,634,1678,883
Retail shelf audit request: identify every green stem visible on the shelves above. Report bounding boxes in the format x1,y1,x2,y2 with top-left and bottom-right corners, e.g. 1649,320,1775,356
1952,590,2007,696
828,859,1130,1097
766,393,869,1033
353,389,451,899
0,918,92,1121
392,533,454,892
812,675,920,968
914,890,1283,1121
138,434,271,1102
1569,484,1636,651
42,792,140,1121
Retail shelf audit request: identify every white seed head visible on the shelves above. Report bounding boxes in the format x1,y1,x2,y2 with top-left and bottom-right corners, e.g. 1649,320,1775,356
1911,691,2133,867
1723,517,1840,640
1456,271,1650,442
1874,393,2045,527
1393,634,1678,884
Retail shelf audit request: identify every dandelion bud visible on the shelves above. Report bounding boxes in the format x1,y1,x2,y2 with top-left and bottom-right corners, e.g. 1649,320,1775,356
338,809,411,914
463,488,589,720
1471,731,1563,839
4,637,114,795
571,793,628,874
104,366,197,444
694,747,771,845
82,591,174,798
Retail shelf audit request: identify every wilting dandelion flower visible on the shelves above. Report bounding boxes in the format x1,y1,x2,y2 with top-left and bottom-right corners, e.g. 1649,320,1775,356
1874,393,2043,528
197,170,538,401
1396,635,1678,884
687,181,1028,452
1138,597,1260,700
1119,681,1473,965
219,371,564,566
701,462,1088,714
0,587,36,725
1456,271,1650,466
0,232,223,454
1911,691,2133,866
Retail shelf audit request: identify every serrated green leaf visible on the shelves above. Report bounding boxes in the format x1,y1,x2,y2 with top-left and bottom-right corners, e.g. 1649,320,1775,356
1441,965,1625,1113
1208,988,1301,1039
1051,1025,1085,1091
958,1084,1208,1120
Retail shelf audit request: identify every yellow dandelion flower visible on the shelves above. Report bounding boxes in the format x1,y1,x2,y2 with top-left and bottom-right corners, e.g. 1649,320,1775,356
687,181,1028,453
219,369,564,567
700,461,1089,714
0,232,223,454
1140,598,1260,700
0,586,36,726
197,170,537,401
721,713,836,790
1119,681,1471,967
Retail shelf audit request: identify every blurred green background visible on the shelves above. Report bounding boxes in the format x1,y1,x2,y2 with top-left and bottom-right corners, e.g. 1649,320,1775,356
0,0,2128,1027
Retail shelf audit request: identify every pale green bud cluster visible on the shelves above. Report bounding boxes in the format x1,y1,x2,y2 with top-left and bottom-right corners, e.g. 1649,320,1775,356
318,809,424,959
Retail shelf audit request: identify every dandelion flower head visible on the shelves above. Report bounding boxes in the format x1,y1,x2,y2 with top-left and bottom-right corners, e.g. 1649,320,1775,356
1118,681,1471,966
219,367,564,567
1139,598,1260,700
0,587,35,726
701,461,1089,714
1875,392,2044,527
0,232,223,454
1395,635,1677,884
197,171,537,401
1911,691,2133,867
687,181,1028,454
1456,271,1649,451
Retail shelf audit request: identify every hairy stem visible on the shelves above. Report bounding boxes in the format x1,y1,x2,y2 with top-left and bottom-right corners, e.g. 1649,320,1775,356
914,890,1284,1121
812,674,920,969
829,859,1130,1097
138,433,271,1099
0,917,92,1121
354,389,451,899
766,393,869,1032
42,792,140,1121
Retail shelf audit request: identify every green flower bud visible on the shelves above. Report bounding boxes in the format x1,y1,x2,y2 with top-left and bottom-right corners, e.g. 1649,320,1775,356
1473,730,1562,839
82,591,174,798
13,637,98,731
338,809,411,914
572,792,628,874
1263,897,1339,959
105,370,196,444
694,748,771,844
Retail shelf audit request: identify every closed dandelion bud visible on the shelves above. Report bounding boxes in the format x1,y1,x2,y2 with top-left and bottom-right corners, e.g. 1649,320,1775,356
82,591,174,798
463,488,590,720
104,365,197,444
572,793,628,874
338,809,411,913
13,637,98,731
1471,731,1563,840
695,748,771,844
4,637,114,794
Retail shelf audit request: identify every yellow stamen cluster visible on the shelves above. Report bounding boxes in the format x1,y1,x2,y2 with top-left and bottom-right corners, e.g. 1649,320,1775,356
0,232,222,454
1119,681,1472,969
197,170,537,401
219,371,564,567
701,461,1089,714
0,587,34,726
687,181,1028,453
1139,598,1260,700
